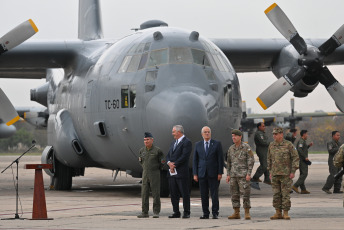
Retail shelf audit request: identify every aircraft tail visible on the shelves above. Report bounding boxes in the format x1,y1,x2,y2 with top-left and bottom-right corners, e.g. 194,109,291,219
78,0,103,41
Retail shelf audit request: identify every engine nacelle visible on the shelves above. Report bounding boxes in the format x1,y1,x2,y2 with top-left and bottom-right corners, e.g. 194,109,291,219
0,123,16,138
31,82,49,107
272,44,319,98
48,109,86,168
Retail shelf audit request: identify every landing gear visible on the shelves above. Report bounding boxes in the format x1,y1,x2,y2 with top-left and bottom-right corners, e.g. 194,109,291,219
160,170,169,197
53,159,73,190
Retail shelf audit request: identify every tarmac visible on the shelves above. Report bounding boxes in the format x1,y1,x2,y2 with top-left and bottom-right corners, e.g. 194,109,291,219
0,154,343,229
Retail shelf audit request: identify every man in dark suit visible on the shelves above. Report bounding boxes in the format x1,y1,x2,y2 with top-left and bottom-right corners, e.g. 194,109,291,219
193,126,224,219
166,125,192,219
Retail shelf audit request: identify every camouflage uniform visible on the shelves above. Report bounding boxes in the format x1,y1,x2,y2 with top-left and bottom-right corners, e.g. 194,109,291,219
268,139,299,211
333,144,344,206
252,130,270,182
139,145,164,214
285,132,296,144
227,142,255,208
293,138,310,191
323,140,342,192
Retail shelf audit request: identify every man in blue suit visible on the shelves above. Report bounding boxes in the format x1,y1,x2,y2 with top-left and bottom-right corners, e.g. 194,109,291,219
193,126,224,219
166,125,192,218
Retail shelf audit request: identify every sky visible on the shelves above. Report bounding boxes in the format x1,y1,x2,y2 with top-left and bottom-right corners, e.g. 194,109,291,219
1,0,344,114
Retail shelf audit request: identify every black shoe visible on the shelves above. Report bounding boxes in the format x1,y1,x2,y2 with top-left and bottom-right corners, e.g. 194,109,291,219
182,213,190,219
168,213,181,218
200,215,209,219
212,214,218,219
334,190,344,194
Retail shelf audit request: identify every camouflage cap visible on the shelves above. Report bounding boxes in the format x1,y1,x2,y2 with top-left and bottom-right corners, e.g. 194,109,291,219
231,129,242,136
272,127,283,134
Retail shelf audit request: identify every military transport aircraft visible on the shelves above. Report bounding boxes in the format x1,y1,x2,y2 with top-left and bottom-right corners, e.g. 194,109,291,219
1,0,344,196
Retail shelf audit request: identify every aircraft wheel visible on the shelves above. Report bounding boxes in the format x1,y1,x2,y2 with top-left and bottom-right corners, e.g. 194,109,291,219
53,159,73,190
160,170,169,197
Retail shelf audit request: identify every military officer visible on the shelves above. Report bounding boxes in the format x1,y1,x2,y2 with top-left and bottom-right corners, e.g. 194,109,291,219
285,128,297,144
137,132,164,218
251,122,271,184
292,130,313,194
268,127,299,220
333,144,344,206
226,129,255,220
322,131,343,194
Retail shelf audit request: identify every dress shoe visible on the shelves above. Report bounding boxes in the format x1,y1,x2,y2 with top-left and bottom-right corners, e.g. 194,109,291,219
212,214,218,219
333,190,343,193
168,213,181,218
292,185,300,194
322,188,332,194
200,215,209,219
137,213,149,218
182,213,190,219
301,190,310,194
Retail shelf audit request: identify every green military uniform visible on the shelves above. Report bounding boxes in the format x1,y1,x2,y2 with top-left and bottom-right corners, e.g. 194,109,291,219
252,130,270,182
285,132,296,144
293,138,310,191
323,140,342,192
227,142,255,209
268,139,299,211
333,144,344,206
139,145,164,215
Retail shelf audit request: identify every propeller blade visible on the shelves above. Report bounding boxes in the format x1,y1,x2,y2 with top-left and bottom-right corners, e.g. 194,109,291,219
257,67,305,110
318,67,344,112
0,19,38,54
265,3,307,55
319,24,344,56
0,88,20,126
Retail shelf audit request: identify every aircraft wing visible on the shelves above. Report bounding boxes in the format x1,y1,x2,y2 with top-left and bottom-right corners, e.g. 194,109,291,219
0,40,110,79
211,38,344,73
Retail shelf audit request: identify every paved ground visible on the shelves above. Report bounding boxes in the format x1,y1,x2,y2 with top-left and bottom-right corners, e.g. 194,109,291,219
0,154,343,229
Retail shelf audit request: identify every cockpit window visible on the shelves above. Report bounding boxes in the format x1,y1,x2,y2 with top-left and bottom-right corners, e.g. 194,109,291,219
169,48,193,64
118,56,132,73
118,42,230,73
191,49,210,66
147,48,168,67
127,54,142,72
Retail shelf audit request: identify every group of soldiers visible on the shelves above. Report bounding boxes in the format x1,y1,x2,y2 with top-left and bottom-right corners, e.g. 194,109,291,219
137,123,344,220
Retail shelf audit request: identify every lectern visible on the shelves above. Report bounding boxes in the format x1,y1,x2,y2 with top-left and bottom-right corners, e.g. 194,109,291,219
24,164,53,220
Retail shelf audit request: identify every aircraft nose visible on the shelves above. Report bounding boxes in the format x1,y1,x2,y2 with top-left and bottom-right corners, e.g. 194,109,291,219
145,87,218,141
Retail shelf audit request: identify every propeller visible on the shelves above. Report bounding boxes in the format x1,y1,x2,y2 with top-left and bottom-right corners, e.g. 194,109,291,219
0,19,38,126
257,3,344,111
0,89,19,126
0,19,38,54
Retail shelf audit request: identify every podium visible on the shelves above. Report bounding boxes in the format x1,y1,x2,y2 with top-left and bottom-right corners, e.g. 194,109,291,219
24,164,53,220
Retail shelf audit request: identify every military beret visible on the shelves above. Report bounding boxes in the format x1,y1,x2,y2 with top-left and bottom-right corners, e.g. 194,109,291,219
144,132,153,138
272,127,283,134
231,129,242,136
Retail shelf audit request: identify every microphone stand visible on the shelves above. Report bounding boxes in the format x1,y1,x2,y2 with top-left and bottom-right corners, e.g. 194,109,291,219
1,140,36,220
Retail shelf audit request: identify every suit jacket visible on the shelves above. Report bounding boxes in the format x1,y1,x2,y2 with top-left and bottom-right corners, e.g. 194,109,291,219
166,136,192,178
193,139,224,179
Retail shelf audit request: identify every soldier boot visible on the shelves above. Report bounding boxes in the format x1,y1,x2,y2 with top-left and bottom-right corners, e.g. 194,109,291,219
283,210,290,220
301,190,310,194
292,185,300,194
270,209,282,220
228,207,240,219
244,208,251,220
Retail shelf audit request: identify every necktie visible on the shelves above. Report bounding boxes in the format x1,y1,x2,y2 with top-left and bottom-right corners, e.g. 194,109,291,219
173,140,178,151
205,142,209,156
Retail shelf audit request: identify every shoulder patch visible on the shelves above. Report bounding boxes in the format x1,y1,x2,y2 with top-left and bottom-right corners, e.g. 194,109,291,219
248,149,254,157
